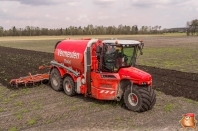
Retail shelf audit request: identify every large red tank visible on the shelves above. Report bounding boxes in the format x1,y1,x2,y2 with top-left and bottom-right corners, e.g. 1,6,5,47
54,39,90,74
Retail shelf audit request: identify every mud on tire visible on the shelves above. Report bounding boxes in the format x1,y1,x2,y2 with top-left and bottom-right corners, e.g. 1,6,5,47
123,85,156,112
63,76,76,96
49,68,63,91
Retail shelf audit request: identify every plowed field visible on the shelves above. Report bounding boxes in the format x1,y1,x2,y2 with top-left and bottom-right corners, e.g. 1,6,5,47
0,36,198,131
0,46,198,101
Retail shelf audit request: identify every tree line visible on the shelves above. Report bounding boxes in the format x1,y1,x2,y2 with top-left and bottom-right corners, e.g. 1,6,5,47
0,24,162,36
186,19,198,36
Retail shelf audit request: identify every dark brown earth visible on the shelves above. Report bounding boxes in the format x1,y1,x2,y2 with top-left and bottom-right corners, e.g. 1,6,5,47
0,46,198,101
0,46,53,86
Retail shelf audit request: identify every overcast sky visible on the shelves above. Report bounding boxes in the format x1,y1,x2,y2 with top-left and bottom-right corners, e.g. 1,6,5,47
0,0,197,29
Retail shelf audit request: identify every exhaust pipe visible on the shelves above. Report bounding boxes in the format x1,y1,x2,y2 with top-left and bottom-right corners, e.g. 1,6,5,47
84,39,98,95
86,47,91,94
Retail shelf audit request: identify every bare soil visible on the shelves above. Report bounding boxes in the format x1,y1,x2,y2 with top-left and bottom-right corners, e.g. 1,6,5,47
0,46,198,101
0,46,198,131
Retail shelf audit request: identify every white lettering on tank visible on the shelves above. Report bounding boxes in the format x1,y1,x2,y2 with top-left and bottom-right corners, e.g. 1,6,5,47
64,59,71,64
58,49,80,59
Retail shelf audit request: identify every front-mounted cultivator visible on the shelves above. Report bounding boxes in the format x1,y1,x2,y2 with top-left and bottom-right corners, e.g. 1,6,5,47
9,65,50,88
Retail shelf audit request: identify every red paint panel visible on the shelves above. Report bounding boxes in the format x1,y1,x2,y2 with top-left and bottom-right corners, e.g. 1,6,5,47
118,67,152,84
91,72,120,100
54,40,89,74
91,86,116,100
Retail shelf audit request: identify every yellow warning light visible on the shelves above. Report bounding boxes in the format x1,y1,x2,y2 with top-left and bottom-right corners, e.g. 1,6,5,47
115,38,118,44
116,46,121,51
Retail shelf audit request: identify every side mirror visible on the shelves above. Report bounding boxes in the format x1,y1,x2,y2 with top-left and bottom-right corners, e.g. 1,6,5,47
96,46,102,53
138,42,144,55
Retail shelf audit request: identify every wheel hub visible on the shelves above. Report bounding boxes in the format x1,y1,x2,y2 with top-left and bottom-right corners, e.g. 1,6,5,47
128,93,138,106
65,82,71,92
52,77,58,86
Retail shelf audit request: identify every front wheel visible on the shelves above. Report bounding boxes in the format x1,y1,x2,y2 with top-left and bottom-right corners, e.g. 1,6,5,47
123,85,156,112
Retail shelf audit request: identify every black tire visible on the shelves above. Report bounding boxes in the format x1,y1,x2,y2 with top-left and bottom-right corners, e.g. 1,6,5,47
49,68,63,91
123,85,156,112
63,76,76,96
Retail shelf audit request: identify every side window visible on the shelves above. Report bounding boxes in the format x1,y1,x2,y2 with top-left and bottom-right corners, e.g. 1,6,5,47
123,47,135,66
102,45,117,72
106,45,116,54
116,46,122,57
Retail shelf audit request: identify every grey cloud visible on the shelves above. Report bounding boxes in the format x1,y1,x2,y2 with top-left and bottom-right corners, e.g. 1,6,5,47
0,8,14,20
130,0,186,7
1,0,60,6
0,10,6,19
92,0,118,7
0,0,197,29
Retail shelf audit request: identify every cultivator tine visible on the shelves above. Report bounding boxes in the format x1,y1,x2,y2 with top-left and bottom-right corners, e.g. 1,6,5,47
9,65,50,88
39,65,51,70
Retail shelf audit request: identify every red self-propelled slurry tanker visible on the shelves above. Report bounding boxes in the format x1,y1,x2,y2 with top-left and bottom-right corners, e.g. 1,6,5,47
49,38,156,112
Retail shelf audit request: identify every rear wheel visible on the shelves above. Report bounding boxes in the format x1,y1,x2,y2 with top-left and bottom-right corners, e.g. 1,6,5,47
63,76,76,96
49,68,63,91
123,85,156,112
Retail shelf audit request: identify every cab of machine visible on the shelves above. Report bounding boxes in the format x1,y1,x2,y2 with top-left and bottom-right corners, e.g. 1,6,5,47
96,39,144,72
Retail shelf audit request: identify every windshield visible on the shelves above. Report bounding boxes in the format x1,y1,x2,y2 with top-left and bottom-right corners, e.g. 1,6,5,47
122,47,135,66
102,44,136,72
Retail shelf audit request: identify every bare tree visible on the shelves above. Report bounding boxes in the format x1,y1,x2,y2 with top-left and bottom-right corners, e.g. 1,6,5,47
186,19,198,36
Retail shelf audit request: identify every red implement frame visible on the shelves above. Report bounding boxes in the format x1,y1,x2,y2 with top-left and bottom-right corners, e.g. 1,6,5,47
9,65,51,88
